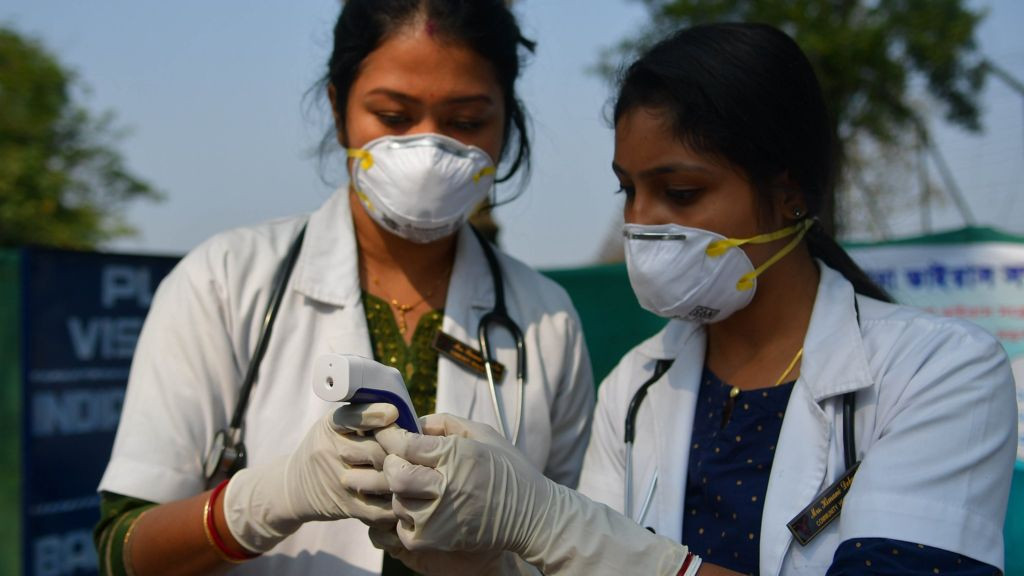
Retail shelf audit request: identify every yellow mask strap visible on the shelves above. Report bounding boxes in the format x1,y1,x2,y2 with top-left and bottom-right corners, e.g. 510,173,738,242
706,219,808,256
473,165,497,183
346,178,374,213
347,148,374,172
705,219,812,292
733,219,811,291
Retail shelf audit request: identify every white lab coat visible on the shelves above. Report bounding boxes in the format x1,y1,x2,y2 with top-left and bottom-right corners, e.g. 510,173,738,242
99,190,594,575
579,263,1016,574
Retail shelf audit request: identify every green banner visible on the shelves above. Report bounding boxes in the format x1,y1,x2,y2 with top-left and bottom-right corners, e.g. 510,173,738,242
543,263,666,385
1,249,21,576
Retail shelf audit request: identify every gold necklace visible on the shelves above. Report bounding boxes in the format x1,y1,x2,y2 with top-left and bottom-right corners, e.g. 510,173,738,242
371,268,451,335
728,347,804,399
721,347,803,428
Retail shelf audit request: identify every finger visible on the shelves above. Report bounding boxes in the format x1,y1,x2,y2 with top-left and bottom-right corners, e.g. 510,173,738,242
337,433,387,469
420,413,472,437
368,526,404,552
422,413,504,443
341,468,391,496
396,517,418,551
348,494,397,527
383,453,444,499
392,496,445,552
332,403,399,433
376,425,447,467
392,497,429,551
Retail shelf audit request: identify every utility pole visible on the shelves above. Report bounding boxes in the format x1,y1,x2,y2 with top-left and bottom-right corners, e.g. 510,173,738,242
983,60,1024,163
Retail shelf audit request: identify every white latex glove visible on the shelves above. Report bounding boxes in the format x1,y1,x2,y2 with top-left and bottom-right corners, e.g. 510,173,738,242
375,414,688,575
224,402,398,552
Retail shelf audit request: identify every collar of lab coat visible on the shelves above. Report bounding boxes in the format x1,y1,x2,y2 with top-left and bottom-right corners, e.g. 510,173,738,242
292,189,363,308
435,224,498,418
799,263,874,401
291,189,494,311
632,262,873,402
759,263,875,576
291,188,496,419
635,262,875,570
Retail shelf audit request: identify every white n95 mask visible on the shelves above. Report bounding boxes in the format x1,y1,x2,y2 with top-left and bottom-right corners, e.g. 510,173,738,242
623,219,811,323
348,134,497,244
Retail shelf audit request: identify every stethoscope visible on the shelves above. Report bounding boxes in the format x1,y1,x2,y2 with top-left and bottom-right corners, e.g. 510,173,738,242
203,223,525,481
203,223,307,482
471,226,527,446
623,304,862,524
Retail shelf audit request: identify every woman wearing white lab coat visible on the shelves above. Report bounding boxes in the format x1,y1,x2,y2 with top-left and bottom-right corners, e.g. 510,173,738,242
93,1,593,574
580,263,1014,574
370,23,1017,576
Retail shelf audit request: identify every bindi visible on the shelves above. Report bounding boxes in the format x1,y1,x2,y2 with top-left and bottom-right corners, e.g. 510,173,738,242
425,19,437,36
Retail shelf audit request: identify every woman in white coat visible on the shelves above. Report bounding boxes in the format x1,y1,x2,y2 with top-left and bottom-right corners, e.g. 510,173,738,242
371,23,1017,576
93,1,593,574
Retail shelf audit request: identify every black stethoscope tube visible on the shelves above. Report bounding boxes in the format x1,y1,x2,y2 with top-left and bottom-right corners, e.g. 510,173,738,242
623,298,864,521
206,223,522,480
229,224,307,431
471,225,527,445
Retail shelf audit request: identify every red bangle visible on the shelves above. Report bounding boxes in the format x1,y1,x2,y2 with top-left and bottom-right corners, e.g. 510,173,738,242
203,479,260,563
677,552,693,576
677,551,701,576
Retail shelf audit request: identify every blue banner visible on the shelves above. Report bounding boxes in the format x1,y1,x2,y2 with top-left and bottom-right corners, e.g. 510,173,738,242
21,248,177,576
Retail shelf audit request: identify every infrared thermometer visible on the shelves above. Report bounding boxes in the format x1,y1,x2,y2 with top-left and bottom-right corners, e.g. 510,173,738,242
312,353,422,433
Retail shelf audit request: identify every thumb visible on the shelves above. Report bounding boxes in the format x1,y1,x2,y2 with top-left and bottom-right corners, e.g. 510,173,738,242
331,403,399,433
376,425,448,467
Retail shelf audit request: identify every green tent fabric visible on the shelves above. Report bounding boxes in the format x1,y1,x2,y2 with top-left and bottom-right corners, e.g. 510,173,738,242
1008,463,1024,574
844,225,1024,248
543,263,666,385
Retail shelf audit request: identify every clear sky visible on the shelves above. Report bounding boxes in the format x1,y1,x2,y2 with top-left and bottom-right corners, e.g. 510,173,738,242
2,1,1022,268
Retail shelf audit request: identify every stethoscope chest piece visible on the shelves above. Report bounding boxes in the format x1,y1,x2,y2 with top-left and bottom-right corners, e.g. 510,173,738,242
204,427,246,482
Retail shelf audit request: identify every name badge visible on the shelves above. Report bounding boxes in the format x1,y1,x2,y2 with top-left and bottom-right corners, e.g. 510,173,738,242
432,331,506,382
786,462,860,546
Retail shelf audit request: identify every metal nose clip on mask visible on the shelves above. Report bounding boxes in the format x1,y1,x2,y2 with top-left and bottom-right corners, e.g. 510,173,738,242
348,133,497,244
623,219,812,323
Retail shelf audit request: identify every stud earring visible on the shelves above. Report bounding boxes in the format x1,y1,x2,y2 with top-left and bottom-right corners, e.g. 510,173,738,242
792,207,804,218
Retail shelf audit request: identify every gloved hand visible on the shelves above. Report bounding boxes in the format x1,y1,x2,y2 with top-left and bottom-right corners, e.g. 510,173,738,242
375,414,689,575
223,402,398,552
368,525,525,575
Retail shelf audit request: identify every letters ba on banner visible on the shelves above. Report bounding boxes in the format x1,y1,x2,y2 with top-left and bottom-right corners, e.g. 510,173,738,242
847,228,1024,461
21,248,177,576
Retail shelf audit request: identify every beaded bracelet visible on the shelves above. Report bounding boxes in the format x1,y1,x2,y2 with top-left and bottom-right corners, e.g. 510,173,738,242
676,551,702,576
203,479,260,563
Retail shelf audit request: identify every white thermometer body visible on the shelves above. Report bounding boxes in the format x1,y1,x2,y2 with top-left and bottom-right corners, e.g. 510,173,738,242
312,354,422,433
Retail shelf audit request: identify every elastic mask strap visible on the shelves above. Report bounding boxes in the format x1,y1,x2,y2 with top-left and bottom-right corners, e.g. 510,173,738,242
473,165,497,183
346,181,375,216
345,150,376,211
737,219,806,291
347,148,374,172
706,219,812,292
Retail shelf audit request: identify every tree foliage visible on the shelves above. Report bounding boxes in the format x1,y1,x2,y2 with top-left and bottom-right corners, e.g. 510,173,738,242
0,26,161,249
604,0,988,234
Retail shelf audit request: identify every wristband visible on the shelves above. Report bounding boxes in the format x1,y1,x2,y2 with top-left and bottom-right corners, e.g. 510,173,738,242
203,479,260,563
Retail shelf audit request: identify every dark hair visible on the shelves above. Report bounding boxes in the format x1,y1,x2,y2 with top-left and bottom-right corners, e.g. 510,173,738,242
324,0,535,184
613,22,890,302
